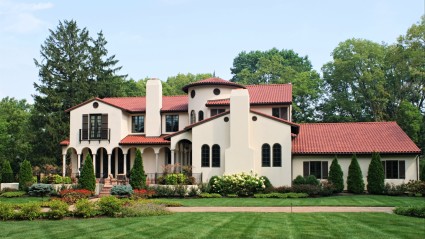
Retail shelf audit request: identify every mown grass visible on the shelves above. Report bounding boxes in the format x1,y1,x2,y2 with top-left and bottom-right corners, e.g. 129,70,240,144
167,195,425,207
0,212,423,239
0,196,48,204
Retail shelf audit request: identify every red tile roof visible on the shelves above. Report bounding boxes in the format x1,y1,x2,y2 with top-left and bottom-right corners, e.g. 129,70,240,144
119,135,170,145
182,78,246,93
292,122,421,155
60,139,70,146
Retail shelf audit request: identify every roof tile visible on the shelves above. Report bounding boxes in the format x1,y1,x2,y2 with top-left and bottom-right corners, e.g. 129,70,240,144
182,78,246,93
119,135,170,145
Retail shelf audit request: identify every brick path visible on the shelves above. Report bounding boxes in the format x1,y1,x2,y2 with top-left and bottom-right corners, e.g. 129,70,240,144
167,206,394,213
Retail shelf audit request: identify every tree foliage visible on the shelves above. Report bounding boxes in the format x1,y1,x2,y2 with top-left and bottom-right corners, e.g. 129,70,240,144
347,154,365,194
367,152,385,194
78,154,96,192
129,149,146,189
19,160,33,191
328,156,344,193
1,160,14,183
163,73,213,96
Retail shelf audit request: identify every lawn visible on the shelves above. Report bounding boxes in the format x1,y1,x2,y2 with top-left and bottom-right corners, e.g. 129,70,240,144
0,196,48,204
167,195,425,207
0,212,423,239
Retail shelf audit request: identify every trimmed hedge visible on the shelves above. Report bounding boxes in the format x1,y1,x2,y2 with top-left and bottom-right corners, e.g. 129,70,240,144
1,160,14,183
19,160,33,191
394,206,425,218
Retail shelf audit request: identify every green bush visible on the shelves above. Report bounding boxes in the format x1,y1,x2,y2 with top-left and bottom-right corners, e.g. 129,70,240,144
188,186,200,197
74,198,100,218
149,185,175,197
291,184,321,196
319,181,335,196
226,194,238,198
148,199,183,207
305,175,319,186
78,154,96,192
130,149,146,190
394,206,425,218
0,203,14,220
199,193,222,198
292,175,306,185
347,154,365,194
420,160,425,181
209,172,266,196
111,185,133,196
1,160,14,183
120,201,172,217
1,191,26,198
28,184,53,198
328,157,344,193
162,173,187,185
44,200,69,219
16,202,41,220
384,183,406,196
19,160,33,191
405,180,425,196
98,196,124,217
260,176,273,189
367,152,385,194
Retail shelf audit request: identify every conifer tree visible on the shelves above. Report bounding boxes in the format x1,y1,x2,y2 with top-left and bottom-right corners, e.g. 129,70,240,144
78,154,96,192
19,160,33,191
347,154,365,194
130,149,146,189
328,156,344,192
1,160,14,183
367,152,385,194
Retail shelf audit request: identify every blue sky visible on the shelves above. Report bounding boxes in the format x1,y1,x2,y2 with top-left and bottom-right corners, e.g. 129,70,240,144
0,0,423,102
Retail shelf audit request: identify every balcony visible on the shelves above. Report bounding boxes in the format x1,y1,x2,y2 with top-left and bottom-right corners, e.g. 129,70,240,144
79,128,110,143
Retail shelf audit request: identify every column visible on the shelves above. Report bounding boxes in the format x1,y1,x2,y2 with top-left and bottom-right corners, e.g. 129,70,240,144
107,154,111,176
171,150,175,165
77,154,81,176
115,150,118,176
62,154,66,177
92,154,96,175
155,153,159,173
123,154,127,175
100,150,104,178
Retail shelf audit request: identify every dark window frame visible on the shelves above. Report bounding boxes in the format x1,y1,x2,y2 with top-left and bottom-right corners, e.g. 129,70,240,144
272,144,282,167
165,115,179,132
262,144,271,167
303,161,328,179
272,107,288,120
212,144,220,167
211,108,225,116
198,111,204,121
90,114,102,139
131,115,145,133
382,160,405,179
201,144,210,167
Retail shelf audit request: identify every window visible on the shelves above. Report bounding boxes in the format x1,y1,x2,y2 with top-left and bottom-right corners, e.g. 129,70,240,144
213,88,220,95
212,144,220,167
132,115,144,133
166,115,179,132
190,90,196,98
272,107,288,120
90,114,102,139
201,145,210,167
211,109,225,116
262,144,271,167
273,144,281,167
190,110,196,124
82,114,108,140
382,160,405,179
303,161,328,179
198,111,204,121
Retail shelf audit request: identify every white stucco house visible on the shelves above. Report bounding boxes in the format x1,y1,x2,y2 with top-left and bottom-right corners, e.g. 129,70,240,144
60,78,421,188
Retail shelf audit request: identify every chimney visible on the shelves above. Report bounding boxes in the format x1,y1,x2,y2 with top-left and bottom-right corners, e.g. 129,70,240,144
146,78,162,137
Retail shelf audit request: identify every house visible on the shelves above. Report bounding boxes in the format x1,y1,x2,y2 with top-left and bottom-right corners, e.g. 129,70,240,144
60,78,421,188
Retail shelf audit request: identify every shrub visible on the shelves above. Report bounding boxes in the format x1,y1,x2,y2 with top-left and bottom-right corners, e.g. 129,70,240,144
209,172,266,196
28,184,53,198
367,152,385,194
394,206,425,218
347,154,365,194
63,176,72,184
273,186,292,193
226,194,238,198
78,154,96,192
1,187,18,193
98,196,124,217
174,184,187,197
1,160,14,183
148,199,183,207
260,176,273,190
120,201,172,217
133,189,156,199
44,200,69,219
328,157,344,193
59,189,92,204
159,173,187,185
185,176,196,185
292,175,306,185
291,184,321,196
16,202,41,220
188,187,200,197
384,183,406,196
150,185,176,197
305,175,319,186
319,181,335,196
19,160,33,191
199,193,222,198
1,191,26,198
129,149,146,189
111,185,133,197
405,180,425,196
0,203,14,220
74,198,100,218
420,160,425,181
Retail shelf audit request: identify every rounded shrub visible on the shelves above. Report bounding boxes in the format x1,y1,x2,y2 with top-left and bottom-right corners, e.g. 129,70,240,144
1,160,14,183
347,154,365,194
367,152,385,194
130,149,146,190
44,200,69,220
19,160,33,191
305,175,319,186
292,175,306,185
111,185,133,197
28,184,53,198
328,157,344,193
78,154,96,192
209,172,265,196
98,196,124,217
74,198,100,218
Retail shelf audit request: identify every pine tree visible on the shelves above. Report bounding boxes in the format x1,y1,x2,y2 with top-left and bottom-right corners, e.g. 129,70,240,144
78,154,96,192
367,152,385,194
1,160,14,183
347,154,365,194
328,156,344,193
130,149,146,189
19,160,33,191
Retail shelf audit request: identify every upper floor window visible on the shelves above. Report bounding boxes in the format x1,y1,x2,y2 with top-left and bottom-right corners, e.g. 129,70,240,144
273,144,282,167
132,115,144,133
198,111,204,121
212,144,220,167
382,160,405,179
262,144,271,167
303,161,328,179
190,110,196,124
201,144,210,167
166,115,179,132
211,109,225,116
272,107,288,120
82,114,108,140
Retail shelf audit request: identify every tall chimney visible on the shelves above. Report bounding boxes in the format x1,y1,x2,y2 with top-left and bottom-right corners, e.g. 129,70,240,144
146,78,162,137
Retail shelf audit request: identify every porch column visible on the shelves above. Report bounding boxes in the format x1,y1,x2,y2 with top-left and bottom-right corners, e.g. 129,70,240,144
155,152,159,173
77,154,81,176
107,154,111,176
123,154,127,175
115,150,118,176
100,150,104,178
171,149,175,165
92,154,96,175
62,154,66,177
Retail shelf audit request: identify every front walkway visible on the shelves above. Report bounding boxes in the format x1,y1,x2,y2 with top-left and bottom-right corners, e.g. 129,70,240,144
167,206,394,213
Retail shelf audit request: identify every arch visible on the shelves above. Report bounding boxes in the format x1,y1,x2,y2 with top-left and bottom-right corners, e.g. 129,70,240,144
159,147,172,165
96,148,108,178
212,144,220,167
262,144,271,167
198,110,204,121
201,144,210,167
66,147,78,178
190,110,196,124
111,147,124,177
176,139,192,171
272,143,282,167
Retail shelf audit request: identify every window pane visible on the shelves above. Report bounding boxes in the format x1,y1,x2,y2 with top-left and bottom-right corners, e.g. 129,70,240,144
90,114,102,139
212,144,220,167
273,144,281,167
385,160,398,179
198,111,204,121
190,110,196,124
132,116,144,133
272,108,280,118
399,161,405,179
262,144,270,167
310,161,322,179
201,145,210,167
166,115,179,132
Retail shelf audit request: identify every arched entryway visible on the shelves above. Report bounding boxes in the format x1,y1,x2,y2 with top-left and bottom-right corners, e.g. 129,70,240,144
175,139,192,172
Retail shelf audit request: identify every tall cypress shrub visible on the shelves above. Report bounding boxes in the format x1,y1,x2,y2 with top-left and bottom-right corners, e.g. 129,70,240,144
367,152,385,194
328,156,344,193
1,160,14,183
130,149,146,189
347,154,365,194
78,154,96,192
420,160,425,182
19,160,33,191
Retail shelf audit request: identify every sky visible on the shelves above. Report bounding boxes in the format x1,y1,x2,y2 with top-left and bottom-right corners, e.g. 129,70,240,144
0,0,423,103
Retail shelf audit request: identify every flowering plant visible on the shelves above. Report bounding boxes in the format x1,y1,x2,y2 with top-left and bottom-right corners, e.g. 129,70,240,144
209,172,266,196
133,189,156,199
59,189,92,204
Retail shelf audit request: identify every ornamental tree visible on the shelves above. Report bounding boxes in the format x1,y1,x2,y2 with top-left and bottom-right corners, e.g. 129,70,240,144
1,160,14,183
78,154,96,192
19,160,33,191
347,154,365,194
367,152,385,194
129,149,146,189
328,156,344,193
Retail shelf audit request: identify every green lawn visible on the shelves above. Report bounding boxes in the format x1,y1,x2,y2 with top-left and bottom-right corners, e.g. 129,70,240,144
167,195,425,207
0,196,49,204
0,213,423,239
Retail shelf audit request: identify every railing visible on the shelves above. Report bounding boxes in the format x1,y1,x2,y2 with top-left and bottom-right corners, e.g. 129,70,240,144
145,173,203,185
79,128,111,143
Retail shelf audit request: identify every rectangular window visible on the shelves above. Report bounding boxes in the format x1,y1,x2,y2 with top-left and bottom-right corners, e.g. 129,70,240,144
132,115,145,133
382,160,405,179
211,109,225,116
212,145,220,167
166,115,179,132
90,114,102,139
272,107,288,120
303,161,328,179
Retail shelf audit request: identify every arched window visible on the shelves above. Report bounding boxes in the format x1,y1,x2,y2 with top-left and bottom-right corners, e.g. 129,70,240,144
262,144,271,167
212,144,220,167
201,144,210,167
273,144,282,167
198,110,204,121
190,110,196,124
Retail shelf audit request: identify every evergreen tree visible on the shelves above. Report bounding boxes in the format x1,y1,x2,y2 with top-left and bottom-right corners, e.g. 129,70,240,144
1,160,14,183
19,160,33,191
129,149,146,189
347,154,365,194
420,160,425,181
367,152,385,194
78,154,96,192
328,156,344,193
